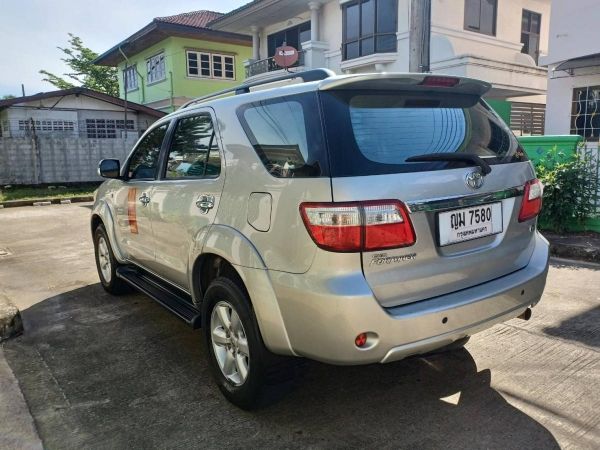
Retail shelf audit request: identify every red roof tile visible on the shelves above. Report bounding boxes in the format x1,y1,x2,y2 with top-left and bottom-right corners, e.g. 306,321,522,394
155,10,223,29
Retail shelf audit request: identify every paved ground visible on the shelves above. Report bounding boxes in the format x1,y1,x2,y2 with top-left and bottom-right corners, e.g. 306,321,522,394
0,203,599,449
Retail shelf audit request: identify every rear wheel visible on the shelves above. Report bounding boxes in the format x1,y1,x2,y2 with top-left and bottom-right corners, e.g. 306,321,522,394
203,277,297,409
93,225,130,295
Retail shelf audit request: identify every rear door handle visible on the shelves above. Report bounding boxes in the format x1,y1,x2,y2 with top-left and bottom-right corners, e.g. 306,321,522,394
139,192,150,206
196,194,215,214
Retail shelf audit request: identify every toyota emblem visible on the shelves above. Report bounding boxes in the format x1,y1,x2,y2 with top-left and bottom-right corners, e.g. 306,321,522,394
465,170,484,189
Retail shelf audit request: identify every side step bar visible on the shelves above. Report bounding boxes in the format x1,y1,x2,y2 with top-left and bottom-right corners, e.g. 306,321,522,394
116,266,201,329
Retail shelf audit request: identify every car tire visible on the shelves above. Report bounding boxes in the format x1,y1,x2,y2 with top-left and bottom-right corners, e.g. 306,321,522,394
93,224,130,295
203,277,298,410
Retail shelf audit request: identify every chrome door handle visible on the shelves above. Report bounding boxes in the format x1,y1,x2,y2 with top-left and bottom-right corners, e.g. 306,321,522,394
196,194,215,214
139,192,150,206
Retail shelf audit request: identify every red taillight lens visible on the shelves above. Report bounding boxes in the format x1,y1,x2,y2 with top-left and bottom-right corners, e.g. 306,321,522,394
518,179,543,222
420,76,460,87
300,200,415,252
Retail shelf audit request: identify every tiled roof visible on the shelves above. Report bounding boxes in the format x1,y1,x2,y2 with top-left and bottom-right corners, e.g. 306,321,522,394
155,10,223,29
208,1,261,25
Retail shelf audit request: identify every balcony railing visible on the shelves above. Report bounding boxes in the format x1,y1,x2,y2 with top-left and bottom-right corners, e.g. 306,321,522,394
245,50,305,78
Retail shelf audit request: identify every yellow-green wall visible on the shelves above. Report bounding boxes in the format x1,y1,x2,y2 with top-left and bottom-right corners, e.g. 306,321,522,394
118,36,252,112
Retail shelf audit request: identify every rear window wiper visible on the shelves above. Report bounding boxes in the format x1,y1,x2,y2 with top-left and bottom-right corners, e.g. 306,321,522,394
405,153,492,175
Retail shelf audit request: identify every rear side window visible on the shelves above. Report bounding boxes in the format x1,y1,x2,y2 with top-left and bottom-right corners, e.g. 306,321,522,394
321,91,527,177
237,93,328,177
165,114,221,179
127,123,168,179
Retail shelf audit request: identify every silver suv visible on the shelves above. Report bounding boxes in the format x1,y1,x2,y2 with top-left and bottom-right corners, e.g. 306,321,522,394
92,70,549,409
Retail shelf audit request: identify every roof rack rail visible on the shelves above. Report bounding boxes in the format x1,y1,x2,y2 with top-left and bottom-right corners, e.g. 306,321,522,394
180,68,335,109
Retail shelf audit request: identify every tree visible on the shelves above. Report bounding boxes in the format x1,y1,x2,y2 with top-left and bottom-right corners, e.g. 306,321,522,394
1,95,16,100
39,34,119,97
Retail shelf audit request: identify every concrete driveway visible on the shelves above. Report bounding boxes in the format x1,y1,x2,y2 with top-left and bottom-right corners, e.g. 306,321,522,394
0,203,598,449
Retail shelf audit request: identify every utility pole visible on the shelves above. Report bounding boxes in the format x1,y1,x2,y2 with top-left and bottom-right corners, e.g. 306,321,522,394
409,0,431,73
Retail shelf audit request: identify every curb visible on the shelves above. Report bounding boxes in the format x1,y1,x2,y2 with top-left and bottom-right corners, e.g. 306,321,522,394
0,196,93,208
0,295,23,342
549,241,600,264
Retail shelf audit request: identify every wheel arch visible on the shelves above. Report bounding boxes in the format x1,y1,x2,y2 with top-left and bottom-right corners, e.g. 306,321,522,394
91,200,126,263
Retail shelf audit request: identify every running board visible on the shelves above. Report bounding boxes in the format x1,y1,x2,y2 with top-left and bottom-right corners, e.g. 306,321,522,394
116,266,201,328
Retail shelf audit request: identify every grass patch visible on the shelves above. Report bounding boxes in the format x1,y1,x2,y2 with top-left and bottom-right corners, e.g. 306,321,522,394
0,184,99,202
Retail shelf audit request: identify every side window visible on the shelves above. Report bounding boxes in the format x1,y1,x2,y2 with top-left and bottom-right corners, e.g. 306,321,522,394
127,123,168,179
165,114,221,179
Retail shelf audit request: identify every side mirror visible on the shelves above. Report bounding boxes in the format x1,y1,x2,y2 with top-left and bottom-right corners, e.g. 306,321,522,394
98,159,121,179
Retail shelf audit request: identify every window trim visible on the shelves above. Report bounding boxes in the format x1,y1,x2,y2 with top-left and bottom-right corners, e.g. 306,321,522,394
161,111,223,181
123,64,139,93
341,0,398,61
146,52,166,85
186,50,236,81
463,0,497,37
124,120,171,181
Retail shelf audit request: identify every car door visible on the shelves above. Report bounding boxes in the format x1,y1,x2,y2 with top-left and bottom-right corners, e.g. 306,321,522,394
112,122,170,268
149,109,226,290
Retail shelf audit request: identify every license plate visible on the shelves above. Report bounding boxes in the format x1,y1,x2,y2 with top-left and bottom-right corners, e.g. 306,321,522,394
438,202,503,246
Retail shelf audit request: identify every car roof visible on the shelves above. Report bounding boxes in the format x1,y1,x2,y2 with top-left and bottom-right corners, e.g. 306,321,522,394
162,71,492,122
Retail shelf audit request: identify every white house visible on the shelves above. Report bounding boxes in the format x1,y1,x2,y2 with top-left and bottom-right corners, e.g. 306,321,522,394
0,88,164,139
542,0,600,142
210,0,551,133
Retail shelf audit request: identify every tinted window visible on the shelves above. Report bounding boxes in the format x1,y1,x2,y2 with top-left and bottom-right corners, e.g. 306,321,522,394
237,93,328,178
127,123,168,179
343,0,397,60
464,0,497,36
165,114,221,179
320,91,527,177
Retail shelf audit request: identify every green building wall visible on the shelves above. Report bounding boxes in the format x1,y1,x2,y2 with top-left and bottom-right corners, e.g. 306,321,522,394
117,36,252,112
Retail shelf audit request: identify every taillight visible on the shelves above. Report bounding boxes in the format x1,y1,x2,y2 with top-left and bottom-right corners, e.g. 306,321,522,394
518,179,543,222
300,200,415,252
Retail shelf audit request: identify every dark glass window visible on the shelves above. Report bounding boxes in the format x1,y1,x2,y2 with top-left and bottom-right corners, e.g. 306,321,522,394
320,91,527,177
571,86,600,141
521,10,541,64
267,22,311,57
237,93,328,178
464,0,497,36
165,114,221,179
127,123,168,179
342,0,397,60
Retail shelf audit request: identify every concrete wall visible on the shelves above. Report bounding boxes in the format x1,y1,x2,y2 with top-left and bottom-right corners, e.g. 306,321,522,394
0,137,137,184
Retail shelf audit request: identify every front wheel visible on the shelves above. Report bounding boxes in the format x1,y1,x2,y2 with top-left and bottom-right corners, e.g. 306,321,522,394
93,225,130,295
203,277,296,409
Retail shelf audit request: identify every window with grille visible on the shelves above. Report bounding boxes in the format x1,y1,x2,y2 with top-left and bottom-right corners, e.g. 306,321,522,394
17,119,75,133
464,0,497,36
86,119,134,139
186,51,235,80
146,53,166,84
572,86,600,141
342,0,398,61
521,10,541,64
123,65,138,92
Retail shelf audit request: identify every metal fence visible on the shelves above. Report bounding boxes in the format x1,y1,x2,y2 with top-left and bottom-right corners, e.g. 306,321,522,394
581,141,600,214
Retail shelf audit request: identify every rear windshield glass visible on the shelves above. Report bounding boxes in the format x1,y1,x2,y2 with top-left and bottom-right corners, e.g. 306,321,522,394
237,93,328,177
320,91,527,177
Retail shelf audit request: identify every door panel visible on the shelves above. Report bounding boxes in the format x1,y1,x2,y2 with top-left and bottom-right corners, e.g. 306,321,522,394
149,110,225,289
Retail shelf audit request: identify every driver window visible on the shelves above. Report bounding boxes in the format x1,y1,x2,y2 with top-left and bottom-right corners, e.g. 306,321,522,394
127,123,168,179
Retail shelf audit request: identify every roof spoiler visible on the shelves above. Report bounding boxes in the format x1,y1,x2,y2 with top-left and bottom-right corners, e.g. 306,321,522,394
318,73,491,97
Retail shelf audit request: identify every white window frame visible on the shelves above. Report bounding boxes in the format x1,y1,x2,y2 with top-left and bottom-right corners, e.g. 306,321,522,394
186,50,235,80
123,65,138,92
146,53,166,84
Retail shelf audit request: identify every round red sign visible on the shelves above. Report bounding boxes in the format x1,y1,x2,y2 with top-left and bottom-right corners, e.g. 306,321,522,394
273,45,299,68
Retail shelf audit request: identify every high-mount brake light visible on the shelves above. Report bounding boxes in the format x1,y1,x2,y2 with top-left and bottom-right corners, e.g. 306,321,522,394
518,179,543,222
300,200,416,252
420,76,460,88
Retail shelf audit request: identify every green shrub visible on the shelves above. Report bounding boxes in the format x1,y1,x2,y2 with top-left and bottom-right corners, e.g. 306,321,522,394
534,145,599,233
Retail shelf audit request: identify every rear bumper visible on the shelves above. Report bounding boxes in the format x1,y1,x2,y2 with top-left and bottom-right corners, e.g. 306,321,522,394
270,232,549,365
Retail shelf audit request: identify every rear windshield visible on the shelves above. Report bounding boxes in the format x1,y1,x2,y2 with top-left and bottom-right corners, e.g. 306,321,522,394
320,90,528,177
